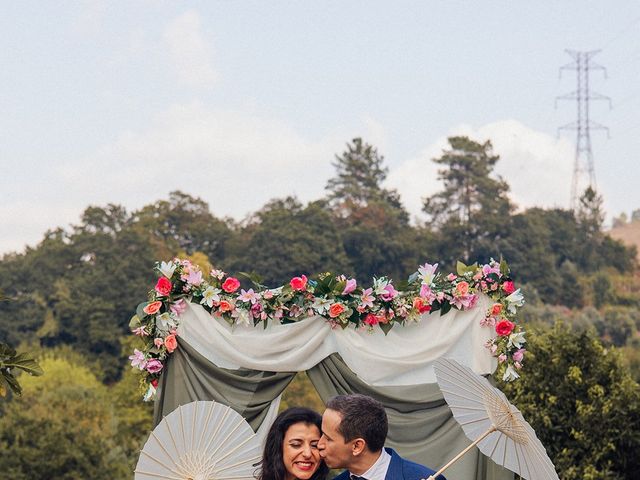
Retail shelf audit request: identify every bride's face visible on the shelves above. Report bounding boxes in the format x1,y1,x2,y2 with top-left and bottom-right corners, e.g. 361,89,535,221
282,422,322,480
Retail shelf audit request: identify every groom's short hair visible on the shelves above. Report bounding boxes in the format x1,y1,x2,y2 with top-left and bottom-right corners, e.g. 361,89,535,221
326,394,388,452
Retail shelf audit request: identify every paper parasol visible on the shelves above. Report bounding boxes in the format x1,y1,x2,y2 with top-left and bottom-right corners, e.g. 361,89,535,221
427,358,559,480
135,401,262,480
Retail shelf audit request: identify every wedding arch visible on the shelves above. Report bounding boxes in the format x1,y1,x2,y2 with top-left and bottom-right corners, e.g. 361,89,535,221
129,258,526,479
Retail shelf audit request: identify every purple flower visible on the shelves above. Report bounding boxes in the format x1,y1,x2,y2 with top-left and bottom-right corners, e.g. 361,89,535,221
342,278,357,295
380,284,398,302
513,348,526,362
132,326,149,337
482,263,501,277
170,299,188,315
145,359,164,374
128,349,147,370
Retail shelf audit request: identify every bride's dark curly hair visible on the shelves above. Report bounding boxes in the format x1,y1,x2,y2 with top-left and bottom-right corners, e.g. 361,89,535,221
256,407,329,480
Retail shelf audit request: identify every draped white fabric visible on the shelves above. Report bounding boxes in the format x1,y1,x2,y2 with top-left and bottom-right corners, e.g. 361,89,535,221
177,293,497,386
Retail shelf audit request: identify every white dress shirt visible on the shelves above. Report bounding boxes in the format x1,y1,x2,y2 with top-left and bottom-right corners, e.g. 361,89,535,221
350,448,392,480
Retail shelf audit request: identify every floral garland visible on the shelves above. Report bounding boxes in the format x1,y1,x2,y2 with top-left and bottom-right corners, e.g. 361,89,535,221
129,258,526,400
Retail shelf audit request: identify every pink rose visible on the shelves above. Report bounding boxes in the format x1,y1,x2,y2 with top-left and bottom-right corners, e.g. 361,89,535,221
155,277,172,296
143,301,163,315
164,334,178,353
145,359,163,373
222,277,241,293
496,320,515,336
447,273,457,281
498,354,507,363
502,281,516,294
328,303,346,318
290,275,308,291
153,338,164,348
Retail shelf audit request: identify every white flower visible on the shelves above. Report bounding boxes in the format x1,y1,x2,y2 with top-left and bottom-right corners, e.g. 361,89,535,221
507,331,527,349
502,364,520,381
312,297,332,315
505,289,525,314
143,384,157,402
155,312,176,332
201,286,222,307
233,308,252,327
418,262,438,285
373,278,390,296
158,261,177,279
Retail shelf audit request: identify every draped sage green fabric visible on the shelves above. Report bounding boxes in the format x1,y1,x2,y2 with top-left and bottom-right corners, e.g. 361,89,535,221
153,338,296,431
307,354,514,480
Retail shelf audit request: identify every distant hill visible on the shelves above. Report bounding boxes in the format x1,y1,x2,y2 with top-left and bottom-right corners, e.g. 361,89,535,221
609,221,640,257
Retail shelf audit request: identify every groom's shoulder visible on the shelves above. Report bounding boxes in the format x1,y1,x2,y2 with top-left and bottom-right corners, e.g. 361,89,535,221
332,470,350,480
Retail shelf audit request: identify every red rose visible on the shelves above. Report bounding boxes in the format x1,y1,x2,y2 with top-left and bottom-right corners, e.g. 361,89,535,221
155,277,172,296
151,379,159,388
328,303,345,318
413,297,432,314
491,303,503,316
502,281,515,294
143,301,163,315
222,277,241,293
364,313,378,326
290,275,308,291
496,320,515,336
164,334,178,353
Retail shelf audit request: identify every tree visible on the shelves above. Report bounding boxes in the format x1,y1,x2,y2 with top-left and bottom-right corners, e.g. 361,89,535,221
229,198,351,286
502,323,640,479
0,354,131,479
133,191,233,264
423,136,513,263
326,138,407,222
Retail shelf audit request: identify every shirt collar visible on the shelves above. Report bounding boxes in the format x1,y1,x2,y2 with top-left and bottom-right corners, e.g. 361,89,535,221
349,448,391,480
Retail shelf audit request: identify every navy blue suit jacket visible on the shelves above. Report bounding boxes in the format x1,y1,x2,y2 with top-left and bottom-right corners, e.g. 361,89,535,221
332,447,445,480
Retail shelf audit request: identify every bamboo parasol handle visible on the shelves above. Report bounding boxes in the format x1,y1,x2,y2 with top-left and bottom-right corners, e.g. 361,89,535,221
425,425,497,480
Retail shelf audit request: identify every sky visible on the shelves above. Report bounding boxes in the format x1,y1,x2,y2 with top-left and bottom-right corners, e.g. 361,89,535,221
2,1,639,254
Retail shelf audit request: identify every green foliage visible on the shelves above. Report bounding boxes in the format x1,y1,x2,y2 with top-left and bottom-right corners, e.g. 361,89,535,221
0,354,132,479
228,197,351,286
502,324,640,479
423,136,513,263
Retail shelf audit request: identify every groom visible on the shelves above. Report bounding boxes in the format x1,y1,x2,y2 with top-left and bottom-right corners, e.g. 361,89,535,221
317,394,444,480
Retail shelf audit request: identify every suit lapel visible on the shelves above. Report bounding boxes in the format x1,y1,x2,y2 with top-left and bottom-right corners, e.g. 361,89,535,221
384,448,403,480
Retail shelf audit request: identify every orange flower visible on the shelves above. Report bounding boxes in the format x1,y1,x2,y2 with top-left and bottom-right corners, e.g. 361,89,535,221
219,300,235,312
143,301,162,315
328,303,345,318
164,334,178,353
491,303,503,316
455,281,469,296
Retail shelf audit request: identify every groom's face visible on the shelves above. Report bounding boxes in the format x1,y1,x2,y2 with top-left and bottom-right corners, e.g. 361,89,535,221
317,408,354,469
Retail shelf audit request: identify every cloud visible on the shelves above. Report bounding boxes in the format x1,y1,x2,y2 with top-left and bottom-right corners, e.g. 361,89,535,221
387,119,575,221
163,10,217,88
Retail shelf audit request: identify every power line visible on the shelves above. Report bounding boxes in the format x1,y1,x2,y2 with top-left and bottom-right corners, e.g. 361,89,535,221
556,49,611,210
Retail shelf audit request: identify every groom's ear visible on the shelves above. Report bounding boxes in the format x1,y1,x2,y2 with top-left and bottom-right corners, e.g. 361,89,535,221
351,438,366,456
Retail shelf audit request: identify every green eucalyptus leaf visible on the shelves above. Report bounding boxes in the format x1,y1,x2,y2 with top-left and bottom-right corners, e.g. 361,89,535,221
129,314,141,330
136,302,149,320
379,322,393,335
